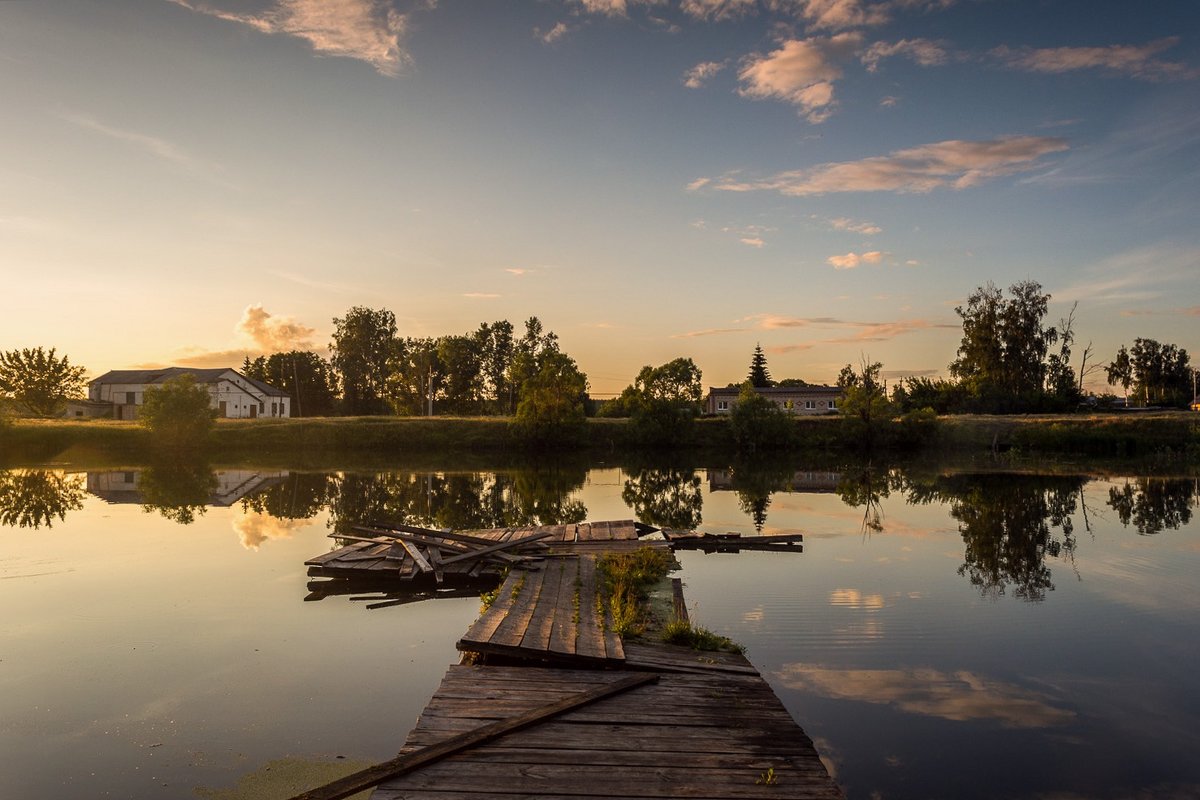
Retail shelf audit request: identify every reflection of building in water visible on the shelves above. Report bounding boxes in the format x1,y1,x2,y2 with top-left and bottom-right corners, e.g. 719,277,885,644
707,469,842,493
86,470,289,506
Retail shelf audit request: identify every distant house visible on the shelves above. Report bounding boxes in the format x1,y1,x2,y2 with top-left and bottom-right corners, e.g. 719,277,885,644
703,385,842,416
88,367,291,420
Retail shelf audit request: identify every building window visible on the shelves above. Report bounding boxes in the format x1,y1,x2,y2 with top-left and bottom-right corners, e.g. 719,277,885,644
829,398,837,409
717,400,728,411
805,400,815,409
259,402,264,413
126,391,137,404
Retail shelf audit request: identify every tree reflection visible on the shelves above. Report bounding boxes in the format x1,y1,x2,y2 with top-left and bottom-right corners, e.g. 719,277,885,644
836,465,895,535
905,473,1085,601
1107,477,1197,535
621,467,703,530
0,469,85,529
240,472,333,520
326,465,588,532
139,461,219,525
726,458,799,532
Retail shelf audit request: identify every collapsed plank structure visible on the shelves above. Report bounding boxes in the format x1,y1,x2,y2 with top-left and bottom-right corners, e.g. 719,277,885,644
294,521,841,800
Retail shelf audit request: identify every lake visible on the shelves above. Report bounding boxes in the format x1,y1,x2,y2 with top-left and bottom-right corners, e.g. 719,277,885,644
1,460,1198,799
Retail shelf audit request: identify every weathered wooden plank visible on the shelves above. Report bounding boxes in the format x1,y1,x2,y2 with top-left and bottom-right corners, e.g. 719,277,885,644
488,567,547,649
458,571,523,646
574,555,605,660
671,577,689,624
440,531,554,565
547,557,579,656
286,673,658,800
402,721,814,755
518,557,566,652
375,761,842,798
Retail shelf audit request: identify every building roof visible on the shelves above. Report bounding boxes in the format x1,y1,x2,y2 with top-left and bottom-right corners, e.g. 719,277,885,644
89,367,289,397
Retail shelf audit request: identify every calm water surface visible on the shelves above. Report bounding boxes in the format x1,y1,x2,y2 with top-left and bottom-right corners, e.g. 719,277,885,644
1,462,1198,799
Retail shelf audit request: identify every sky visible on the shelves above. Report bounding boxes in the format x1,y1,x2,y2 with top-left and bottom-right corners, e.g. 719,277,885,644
2,0,1198,395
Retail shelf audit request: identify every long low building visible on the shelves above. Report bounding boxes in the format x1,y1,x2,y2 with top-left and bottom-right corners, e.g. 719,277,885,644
704,384,842,415
88,367,291,420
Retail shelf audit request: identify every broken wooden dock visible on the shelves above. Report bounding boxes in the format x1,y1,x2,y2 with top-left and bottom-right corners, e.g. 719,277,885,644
371,662,843,799
305,520,802,606
289,542,840,800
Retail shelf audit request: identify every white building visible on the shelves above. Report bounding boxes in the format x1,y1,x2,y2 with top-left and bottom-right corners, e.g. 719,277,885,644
88,368,291,420
703,385,842,415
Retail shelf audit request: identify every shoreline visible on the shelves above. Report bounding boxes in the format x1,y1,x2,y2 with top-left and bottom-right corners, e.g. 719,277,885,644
2,411,1196,466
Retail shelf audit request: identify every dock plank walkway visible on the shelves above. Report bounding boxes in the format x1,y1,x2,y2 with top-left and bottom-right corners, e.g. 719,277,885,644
458,556,624,665
372,664,843,799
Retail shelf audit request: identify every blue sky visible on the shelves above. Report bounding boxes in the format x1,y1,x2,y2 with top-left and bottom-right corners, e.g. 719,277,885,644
1,0,1197,394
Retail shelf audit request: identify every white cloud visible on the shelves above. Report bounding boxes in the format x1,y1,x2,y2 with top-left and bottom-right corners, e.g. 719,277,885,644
790,0,889,31
776,663,1074,728
821,215,882,234
862,38,950,71
463,292,501,299
536,21,572,44
992,37,1195,81
238,304,316,351
169,0,409,76
738,34,861,123
741,237,765,248
828,250,883,269
709,135,1069,195
686,177,713,191
683,60,727,89
681,0,757,20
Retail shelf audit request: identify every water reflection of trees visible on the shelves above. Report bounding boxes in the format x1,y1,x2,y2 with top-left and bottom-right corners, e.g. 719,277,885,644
621,467,703,530
1107,477,1198,535
240,472,332,520
138,461,219,525
905,473,1086,601
835,466,898,535
0,470,85,529
325,466,588,532
727,458,800,532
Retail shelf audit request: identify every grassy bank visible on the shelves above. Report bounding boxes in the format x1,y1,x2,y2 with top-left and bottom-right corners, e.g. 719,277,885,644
2,411,1196,465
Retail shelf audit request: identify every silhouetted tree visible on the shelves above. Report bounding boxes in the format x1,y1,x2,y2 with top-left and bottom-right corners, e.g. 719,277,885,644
950,280,1057,411
747,344,773,388
330,306,397,415
0,347,87,417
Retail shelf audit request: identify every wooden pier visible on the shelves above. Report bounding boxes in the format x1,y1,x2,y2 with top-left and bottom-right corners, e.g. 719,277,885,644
372,663,842,799
458,555,624,666
291,521,836,800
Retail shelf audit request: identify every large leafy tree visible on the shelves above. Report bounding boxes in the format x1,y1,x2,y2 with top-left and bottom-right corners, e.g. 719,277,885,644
729,382,793,452
837,359,894,446
388,337,443,416
476,320,515,414
747,344,773,388
1114,338,1192,407
506,317,560,405
244,351,337,416
330,306,397,415
949,280,1056,411
626,357,703,443
511,351,589,445
139,375,216,450
0,347,87,417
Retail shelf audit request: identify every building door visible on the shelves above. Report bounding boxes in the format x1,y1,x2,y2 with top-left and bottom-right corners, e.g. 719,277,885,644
218,401,227,417
249,405,257,418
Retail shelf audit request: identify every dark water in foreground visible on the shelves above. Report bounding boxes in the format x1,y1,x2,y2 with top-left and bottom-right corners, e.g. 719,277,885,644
1,462,1198,799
